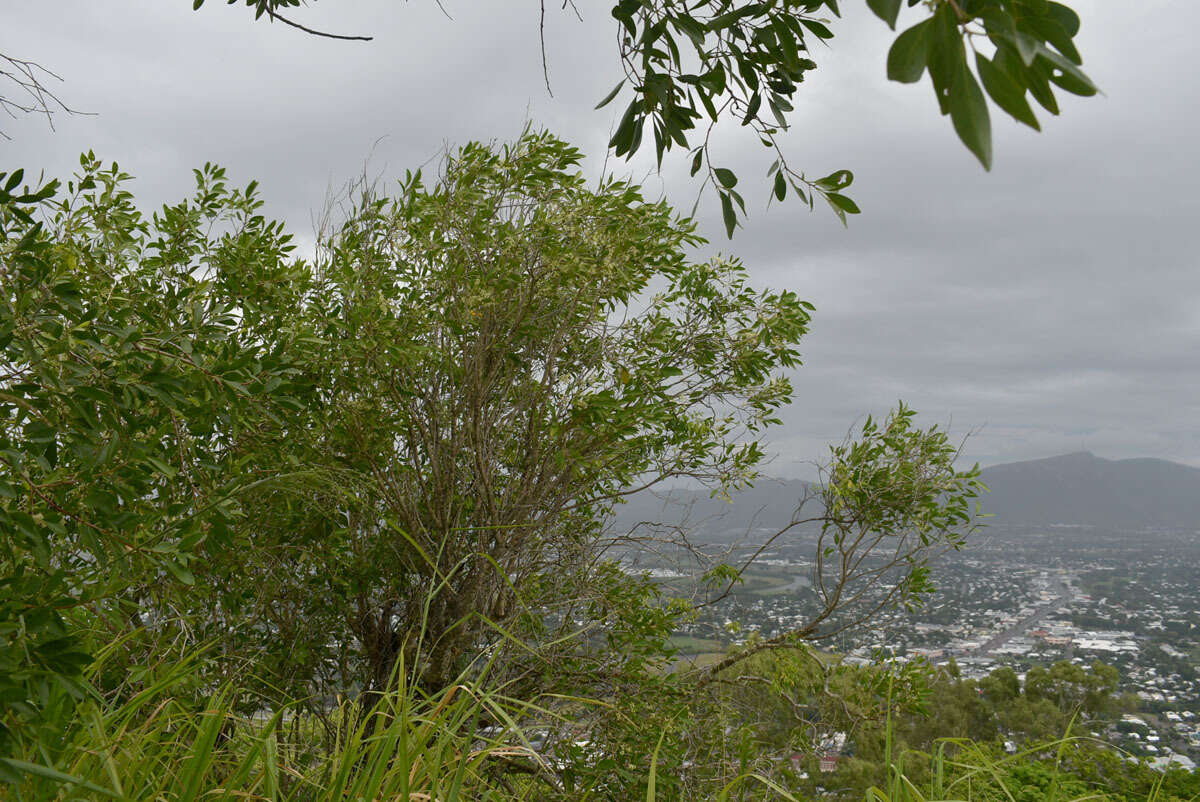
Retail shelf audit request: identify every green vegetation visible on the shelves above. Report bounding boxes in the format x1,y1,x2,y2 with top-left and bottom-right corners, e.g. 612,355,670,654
696,649,1200,801
4,135,1193,800
2,638,533,799
2,132,987,797
669,635,727,654
7,3,1187,799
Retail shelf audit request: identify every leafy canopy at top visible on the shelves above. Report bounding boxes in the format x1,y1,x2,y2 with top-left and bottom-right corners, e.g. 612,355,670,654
197,0,1096,236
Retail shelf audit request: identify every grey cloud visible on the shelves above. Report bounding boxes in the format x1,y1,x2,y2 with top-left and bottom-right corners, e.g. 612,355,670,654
5,0,1198,471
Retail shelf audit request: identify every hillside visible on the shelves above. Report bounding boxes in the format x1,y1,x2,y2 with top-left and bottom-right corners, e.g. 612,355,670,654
610,452,1200,535
978,451,1200,529
608,478,816,540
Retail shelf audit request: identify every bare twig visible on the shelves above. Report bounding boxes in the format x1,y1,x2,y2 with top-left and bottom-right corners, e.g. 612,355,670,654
0,51,90,138
264,9,373,42
539,0,553,96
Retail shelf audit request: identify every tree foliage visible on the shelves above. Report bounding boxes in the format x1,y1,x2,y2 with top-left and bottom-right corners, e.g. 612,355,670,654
161,130,814,703
0,156,305,749
2,134,998,789
195,0,1095,236
696,404,983,681
6,2,1095,233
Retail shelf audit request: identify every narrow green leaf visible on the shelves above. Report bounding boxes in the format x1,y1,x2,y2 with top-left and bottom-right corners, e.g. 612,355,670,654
3,169,23,193
1028,15,1081,65
609,99,640,155
176,697,228,802
0,758,119,797
595,80,624,109
145,456,178,477
742,91,761,124
975,53,1039,130
646,729,668,802
1036,46,1098,95
823,195,847,227
164,559,196,586
719,191,737,239
800,18,834,39
1024,60,1060,114
948,64,992,169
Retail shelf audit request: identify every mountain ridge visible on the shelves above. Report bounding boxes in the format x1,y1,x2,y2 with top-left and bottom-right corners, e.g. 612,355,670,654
977,450,1200,528
608,451,1200,534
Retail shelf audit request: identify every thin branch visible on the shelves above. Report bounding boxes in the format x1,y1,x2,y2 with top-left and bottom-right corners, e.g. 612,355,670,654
265,9,374,42
0,51,90,138
539,0,554,96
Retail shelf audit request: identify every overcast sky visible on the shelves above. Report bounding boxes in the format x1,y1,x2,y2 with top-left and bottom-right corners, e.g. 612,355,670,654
6,1,1198,477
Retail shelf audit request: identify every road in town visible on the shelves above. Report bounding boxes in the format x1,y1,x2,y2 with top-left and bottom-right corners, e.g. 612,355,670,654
978,574,1073,656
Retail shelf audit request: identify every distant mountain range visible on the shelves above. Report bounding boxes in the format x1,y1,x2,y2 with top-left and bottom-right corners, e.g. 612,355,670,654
609,452,1200,534
976,451,1200,529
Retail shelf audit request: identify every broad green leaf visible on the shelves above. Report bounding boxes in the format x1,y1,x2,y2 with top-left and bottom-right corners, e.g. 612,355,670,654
867,0,902,30
825,192,860,214
886,19,932,83
1046,1,1082,36
926,5,965,114
814,169,853,190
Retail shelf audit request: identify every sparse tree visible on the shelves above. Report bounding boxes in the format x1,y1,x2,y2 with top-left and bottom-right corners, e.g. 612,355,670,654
697,404,983,682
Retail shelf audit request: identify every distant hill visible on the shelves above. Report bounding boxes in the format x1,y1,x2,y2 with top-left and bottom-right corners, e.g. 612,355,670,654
608,478,816,539
608,452,1200,535
978,451,1200,529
